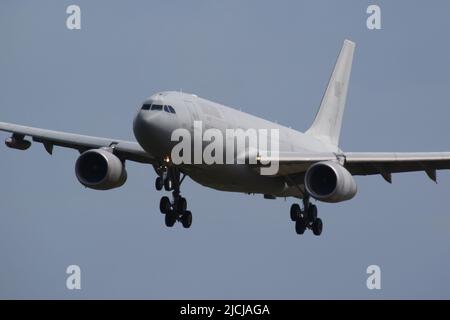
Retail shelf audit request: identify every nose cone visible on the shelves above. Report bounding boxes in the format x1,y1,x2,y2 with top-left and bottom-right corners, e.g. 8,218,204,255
133,108,178,158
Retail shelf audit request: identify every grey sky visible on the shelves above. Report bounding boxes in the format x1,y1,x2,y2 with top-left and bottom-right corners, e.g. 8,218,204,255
1,0,450,299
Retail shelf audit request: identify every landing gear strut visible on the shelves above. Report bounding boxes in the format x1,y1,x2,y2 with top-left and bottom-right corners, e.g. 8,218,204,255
290,195,323,236
156,166,192,229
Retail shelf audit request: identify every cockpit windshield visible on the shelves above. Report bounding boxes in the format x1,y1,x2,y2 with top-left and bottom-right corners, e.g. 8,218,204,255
151,104,163,111
141,103,176,114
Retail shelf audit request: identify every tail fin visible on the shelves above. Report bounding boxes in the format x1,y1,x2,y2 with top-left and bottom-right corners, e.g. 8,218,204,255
306,39,355,146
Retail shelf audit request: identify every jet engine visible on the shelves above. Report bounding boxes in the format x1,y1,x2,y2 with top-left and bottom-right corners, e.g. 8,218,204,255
304,161,357,203
75,148,127,190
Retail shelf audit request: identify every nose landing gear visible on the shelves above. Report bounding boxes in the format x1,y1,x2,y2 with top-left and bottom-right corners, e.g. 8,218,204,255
155,166,192,229
290,195,323,236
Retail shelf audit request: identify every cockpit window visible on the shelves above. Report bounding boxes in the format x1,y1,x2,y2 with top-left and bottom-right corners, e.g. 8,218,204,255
143,103,175,113
162,105,176,114
151,104,163,111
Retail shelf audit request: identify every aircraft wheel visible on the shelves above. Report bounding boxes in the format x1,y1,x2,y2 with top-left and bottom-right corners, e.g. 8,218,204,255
159,196,171,214
155,176,163,191
165,212,177,227
295,218,307,235
312,218,323,236
290,204,301,221
307,204,318,223
181,211,192,228
177,197,187,214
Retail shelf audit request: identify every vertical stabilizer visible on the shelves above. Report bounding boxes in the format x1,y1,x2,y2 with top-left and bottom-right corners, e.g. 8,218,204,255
306,39,355,146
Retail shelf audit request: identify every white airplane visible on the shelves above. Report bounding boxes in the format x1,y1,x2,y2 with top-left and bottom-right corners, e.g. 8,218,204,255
2,39,450,236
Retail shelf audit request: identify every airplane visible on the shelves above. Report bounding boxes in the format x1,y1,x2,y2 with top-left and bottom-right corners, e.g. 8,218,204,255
2,39,450,236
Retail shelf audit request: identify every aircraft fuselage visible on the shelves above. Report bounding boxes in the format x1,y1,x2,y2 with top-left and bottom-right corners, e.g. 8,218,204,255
133,91,338,198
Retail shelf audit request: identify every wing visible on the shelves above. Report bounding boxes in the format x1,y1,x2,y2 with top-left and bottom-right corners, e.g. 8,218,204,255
343,152,450,183
257,151,450,182
0,121,155,164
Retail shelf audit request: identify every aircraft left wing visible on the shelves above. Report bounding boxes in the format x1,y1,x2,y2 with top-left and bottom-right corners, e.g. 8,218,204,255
343,152,450,183
258,151,450,182
0,121,155,164
257,152,337,176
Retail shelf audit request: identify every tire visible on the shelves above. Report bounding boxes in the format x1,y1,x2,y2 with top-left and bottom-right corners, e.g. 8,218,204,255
307,204,318,223
177,197,187,214
295,218,306,235
165,212,177,227
312,218,323,236
290,204,301,221
159,196,171,214
164,178,172,191
181,211,192,228
155,176,163,191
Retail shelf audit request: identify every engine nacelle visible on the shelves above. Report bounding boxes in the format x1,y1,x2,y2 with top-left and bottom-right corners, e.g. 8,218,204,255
5,137,31,150
304,161,357,203
75,148,127,190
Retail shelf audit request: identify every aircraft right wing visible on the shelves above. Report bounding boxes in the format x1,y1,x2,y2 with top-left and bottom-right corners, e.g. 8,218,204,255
0,121,156,164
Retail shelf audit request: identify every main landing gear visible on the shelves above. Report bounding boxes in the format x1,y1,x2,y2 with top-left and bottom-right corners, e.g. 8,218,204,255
290,195,323,236
155,166,192,229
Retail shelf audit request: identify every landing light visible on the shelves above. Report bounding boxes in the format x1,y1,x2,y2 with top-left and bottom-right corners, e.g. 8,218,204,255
163,155,171,163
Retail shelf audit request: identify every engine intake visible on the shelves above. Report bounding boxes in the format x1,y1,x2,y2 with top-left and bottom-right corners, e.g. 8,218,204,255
305,161,357,203
75,149,127,190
